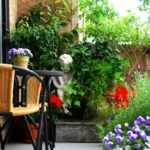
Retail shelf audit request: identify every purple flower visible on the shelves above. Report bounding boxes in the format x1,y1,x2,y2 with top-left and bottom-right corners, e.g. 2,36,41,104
138,65,141,71
141,134,147,141
124,76,127,81
116,135,123,144
107,132,115,139
134,120,138,125
127,130,133,136
24,48,30,53
131,74,134,80
102,136,109,143
104,141,113,149
8,48,33,59
115,128,122,135
103,116,150,150
116,124,121,129
134,127,141,135
13,49,20,55
128,133,138,142
29,52,33,57
145,126,150,132
135,144,141,149
136,116,146,124
146,116,150,124
115,124,122,135
17,48,25,55
140,130,147,141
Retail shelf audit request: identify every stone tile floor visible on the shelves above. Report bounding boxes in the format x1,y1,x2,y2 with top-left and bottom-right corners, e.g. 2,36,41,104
5,142,104,150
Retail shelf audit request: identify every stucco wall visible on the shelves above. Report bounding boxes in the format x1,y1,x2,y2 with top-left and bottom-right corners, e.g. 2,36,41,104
9,0,18,30
9,0,78,33
18,0,46,15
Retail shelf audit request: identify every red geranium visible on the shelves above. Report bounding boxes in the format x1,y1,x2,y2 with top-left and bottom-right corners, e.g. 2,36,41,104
50,94,63,108
114,84,130,108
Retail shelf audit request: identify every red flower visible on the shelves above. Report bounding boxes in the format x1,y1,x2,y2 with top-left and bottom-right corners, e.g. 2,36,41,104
50,94,63,108
40,86,43,94
114,84,130,108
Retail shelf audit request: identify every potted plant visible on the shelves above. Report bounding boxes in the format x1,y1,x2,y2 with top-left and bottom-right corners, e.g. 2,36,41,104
8,48,33,68
24,112,40,143
6,0,76,70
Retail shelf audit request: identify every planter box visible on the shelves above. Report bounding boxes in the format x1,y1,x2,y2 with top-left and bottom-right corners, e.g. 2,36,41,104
56,120,99,143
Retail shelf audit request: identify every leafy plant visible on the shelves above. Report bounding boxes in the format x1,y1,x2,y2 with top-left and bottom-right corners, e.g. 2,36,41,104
7,0,76,70
98,72,150,141
47,94,63,122
79,0,150,74
64,40,127,120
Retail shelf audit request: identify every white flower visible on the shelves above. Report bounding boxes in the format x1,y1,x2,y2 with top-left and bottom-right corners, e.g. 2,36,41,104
124,145,131,150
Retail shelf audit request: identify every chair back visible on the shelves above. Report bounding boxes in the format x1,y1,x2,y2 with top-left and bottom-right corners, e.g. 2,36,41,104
0,64,14,112
27,77,42,107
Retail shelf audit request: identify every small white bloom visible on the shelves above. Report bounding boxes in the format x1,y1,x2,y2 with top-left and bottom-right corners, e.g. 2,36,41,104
147,136,150,144
125,145,131,150
125,123,129,127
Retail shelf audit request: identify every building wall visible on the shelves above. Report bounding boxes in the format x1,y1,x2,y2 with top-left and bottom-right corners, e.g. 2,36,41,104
18,0,46,15
9,0,18,30
9,0,78,33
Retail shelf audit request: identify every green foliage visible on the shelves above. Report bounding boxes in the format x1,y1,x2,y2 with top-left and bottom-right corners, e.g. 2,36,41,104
64,41,127,120
31,112,40,123
138,0,150,11
7,0,76,69
79,0,150,75
79,0,119,42
103,54,129,84
79,0,150,46
47,105,63,123
98,72,150,139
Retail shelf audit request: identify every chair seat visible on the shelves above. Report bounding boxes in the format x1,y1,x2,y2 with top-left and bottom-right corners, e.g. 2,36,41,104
12,106,40,116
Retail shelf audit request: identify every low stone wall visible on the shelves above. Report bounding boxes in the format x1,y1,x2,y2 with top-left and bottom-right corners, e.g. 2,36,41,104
56,120,100,143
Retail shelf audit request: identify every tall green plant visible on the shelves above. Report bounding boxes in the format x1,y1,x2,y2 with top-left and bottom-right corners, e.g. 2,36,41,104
64,41,127,120
8,0,76,69
79,0,150,73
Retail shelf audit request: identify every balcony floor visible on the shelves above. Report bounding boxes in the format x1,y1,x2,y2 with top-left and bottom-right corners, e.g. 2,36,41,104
6,142,103,150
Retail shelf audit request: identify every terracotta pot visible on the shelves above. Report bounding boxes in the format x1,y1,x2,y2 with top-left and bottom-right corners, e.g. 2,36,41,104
25,123,39,143
13,56,29,68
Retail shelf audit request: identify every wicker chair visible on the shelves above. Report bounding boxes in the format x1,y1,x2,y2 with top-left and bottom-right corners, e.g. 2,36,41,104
0,64,49,150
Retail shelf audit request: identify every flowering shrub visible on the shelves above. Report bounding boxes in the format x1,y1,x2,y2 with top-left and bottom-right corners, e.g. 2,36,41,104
103,116,150,150
8,48,33,59
114,85,130,108
48,94,63,122
40,86,63,122
50,94,63,108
